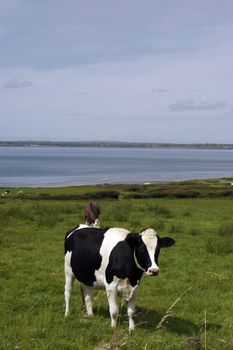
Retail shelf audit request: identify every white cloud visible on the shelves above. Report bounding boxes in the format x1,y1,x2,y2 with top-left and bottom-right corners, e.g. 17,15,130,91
151,88,168,93
170,97,226,111
3,79,33,88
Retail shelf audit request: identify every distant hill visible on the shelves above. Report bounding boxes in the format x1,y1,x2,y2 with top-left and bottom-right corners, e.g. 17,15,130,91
0,141,233,149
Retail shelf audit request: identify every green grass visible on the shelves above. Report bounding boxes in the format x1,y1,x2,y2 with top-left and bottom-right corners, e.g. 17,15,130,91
0,181,233,349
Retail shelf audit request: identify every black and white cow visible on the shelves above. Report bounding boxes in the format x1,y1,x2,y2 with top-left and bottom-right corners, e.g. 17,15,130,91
64,226,175,331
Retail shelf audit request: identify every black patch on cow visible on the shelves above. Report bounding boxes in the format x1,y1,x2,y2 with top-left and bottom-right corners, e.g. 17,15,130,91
155,236,175,263
154,243,160,265
158,236,175,248
65,227,108,286
125,232,142,248
64,225,80,245
106,234,145,287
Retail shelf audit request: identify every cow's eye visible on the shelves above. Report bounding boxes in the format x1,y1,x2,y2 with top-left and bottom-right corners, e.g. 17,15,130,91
138,245,146,254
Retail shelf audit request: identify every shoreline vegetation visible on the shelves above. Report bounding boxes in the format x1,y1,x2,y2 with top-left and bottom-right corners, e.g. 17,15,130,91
1,178,233,199
1,140,233,149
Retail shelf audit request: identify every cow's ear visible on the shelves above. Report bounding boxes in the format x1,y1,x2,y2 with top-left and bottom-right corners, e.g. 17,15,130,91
126,233,141,248
159,237,175,248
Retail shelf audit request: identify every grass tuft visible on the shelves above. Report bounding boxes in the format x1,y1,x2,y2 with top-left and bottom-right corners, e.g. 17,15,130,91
94,328,133,350
155,287,192,331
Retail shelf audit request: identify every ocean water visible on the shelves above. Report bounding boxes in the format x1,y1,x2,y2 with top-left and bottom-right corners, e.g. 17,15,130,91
0,146,233,187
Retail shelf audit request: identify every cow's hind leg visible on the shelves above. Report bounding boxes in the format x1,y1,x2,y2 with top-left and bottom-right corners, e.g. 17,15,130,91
64,252,75,317
82,284,94,316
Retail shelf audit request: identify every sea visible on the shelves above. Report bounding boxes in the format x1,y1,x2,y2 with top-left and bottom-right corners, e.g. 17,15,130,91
0,146,233,187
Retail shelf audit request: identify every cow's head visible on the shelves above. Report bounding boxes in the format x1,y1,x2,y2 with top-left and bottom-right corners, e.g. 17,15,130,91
126,228,175,276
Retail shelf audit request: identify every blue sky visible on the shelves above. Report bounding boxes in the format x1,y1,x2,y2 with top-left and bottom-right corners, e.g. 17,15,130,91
0,0,233,142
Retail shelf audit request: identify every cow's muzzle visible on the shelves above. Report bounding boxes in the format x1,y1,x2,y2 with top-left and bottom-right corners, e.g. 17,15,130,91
146,268,160,276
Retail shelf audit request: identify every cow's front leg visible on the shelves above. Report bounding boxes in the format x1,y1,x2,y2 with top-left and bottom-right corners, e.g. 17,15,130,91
82,284,94,316
106,284,119,328
127,286,138,331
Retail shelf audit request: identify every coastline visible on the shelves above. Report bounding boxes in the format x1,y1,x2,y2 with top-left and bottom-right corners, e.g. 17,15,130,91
1,175,233,189
1,177,233,201
1,141,233,150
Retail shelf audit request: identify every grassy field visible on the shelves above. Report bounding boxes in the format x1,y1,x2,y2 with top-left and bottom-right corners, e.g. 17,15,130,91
0,179,233,349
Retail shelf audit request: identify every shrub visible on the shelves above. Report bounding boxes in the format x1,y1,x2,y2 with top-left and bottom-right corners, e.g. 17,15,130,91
174,191,200,198
23,190,119,201
125,185,144,192
123,192,146,199
183,210,192,217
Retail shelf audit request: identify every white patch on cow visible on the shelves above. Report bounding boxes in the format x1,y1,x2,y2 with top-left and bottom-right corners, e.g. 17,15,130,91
94,228,130,287
85,219,100,228
93,218,100,228
117,278,138,301
106,276,119,328
82,284,94,316
66,224,89,240
64,250,72,269
127,285,138,331
64,251,75,316
140,228,159,273
78,224,90,229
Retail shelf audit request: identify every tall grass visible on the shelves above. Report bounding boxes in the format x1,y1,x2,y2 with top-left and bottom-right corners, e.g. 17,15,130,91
0,186,233,349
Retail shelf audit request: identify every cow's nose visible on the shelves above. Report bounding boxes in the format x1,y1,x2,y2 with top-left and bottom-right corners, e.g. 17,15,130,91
147,268,160,276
